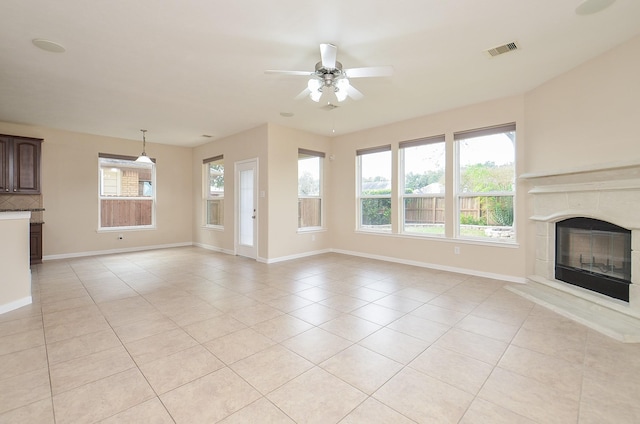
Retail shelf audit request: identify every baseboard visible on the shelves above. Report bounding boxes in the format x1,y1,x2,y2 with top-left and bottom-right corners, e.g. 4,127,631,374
330,248,526,284
264,248,332,264
0,296,32,315
43,242,193,261
193,242,235,256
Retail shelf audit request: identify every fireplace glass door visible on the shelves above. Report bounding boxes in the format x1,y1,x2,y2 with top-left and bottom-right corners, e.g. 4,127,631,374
555,218,631,301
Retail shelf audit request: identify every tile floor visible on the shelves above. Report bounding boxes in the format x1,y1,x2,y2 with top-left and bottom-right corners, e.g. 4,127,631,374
1,247,639,423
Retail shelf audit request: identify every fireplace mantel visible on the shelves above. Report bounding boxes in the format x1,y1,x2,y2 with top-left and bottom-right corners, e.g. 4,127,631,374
511,160,640,342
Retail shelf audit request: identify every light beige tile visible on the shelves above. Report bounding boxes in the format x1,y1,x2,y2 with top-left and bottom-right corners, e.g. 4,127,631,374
351,303,405,325
231,344,313,394
229,303,284,326
455,314,520,343
321,344,403,394
428,294,479,313
112,315,178,344
498,345,583,399
50,345,136,395
204,327,275,364
319,314,381,342
282,327,352,364
409,345,493,395
374,367,473,423
0,345,48,380
394,287,439,302
288,303,343,325
251,314,313,342
409,303,467,326
341,397,415,424
139,345,224,394
0,398,55,424
46,329,122,364
98,398,174,424
41,295,95,314
42,304,103,328
219,398,295,423
319,294,368,313
460,398,536,424
52,368,155,424
387,314,450,343
358,327,430,364
161,367,261,424
581,367,640,414
97,296,162,326
434,328,508,365
268,367,367,424
579,397,640,424
44,315,112,344
372,294,426,313
478,367,579,424
0,315,43,338
344,286,388,302
184,314,247,343
125,328,198,365
0,367,51,414
0,328,45,356
162,301,223,327
511,326,586,364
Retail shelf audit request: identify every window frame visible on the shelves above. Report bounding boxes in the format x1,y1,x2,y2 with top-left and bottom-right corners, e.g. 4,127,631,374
203,155,224,229
97,153,156,231
399,135,446,238
297,148,325,231
454,123,516,243
356,145,392,233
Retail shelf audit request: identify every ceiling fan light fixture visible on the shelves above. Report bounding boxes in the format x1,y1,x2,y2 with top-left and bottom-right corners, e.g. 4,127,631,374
335,79,349,102
136,129,153,163
308,79,322,102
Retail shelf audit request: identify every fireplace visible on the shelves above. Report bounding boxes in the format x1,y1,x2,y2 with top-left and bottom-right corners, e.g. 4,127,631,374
555,217,631,301
513,162,640,341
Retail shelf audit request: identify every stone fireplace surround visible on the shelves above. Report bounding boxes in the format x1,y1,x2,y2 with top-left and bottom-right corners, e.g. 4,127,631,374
511,161,640,342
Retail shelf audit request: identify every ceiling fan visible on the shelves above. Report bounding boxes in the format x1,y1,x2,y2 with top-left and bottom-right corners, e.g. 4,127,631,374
265,43,393,102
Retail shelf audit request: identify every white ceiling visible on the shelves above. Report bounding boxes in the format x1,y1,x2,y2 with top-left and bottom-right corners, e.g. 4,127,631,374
1,0,639,147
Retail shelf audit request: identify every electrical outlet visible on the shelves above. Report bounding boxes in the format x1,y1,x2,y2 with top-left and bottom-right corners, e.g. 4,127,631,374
454,246,460,254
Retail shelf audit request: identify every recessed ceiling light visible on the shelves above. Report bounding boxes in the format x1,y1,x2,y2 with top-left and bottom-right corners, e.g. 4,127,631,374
575,0,615,15
32,38,66,53
280,112,294,118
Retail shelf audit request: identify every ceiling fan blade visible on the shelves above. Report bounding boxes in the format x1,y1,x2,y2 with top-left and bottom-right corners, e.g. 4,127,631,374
265,70,313,76
346,83,364,100
344,66,394,78
320,43,338,69
295,88,311,100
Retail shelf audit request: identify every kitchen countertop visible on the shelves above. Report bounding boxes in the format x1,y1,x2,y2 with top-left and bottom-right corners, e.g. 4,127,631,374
0,208,45,212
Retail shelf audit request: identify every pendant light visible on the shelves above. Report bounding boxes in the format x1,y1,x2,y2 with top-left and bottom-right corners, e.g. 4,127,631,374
136,129,153,163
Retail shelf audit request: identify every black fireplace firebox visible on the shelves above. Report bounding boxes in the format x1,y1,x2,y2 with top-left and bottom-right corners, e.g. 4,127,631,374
555,217,632,302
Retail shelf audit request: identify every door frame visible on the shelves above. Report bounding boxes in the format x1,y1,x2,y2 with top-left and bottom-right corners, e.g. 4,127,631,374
234,158,258,259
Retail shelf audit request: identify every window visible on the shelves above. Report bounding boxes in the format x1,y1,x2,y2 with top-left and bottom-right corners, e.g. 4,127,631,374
298,148,324,229
98,154,155,229
455,123,515,242
203,155,224,227
357,145,392,232
400,135,446,236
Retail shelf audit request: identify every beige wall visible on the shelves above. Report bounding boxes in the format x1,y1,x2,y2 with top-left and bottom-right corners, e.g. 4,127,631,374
192,125,269,258
329,96,527,280
0,122,193,258
524,34,640,173
266,124,331,260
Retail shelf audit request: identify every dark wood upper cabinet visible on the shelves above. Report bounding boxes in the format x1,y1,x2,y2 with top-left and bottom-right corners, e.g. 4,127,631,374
0,134,43,194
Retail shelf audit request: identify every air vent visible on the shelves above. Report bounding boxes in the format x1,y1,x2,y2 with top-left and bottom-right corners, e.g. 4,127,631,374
485,41,520,57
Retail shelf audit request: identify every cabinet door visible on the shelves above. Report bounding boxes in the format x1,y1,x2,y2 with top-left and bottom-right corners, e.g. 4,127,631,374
0,136,9,193
30,223,43,264
13,138,41,193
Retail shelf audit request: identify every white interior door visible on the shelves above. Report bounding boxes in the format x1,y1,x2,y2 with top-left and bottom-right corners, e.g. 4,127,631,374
235,159,258,259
